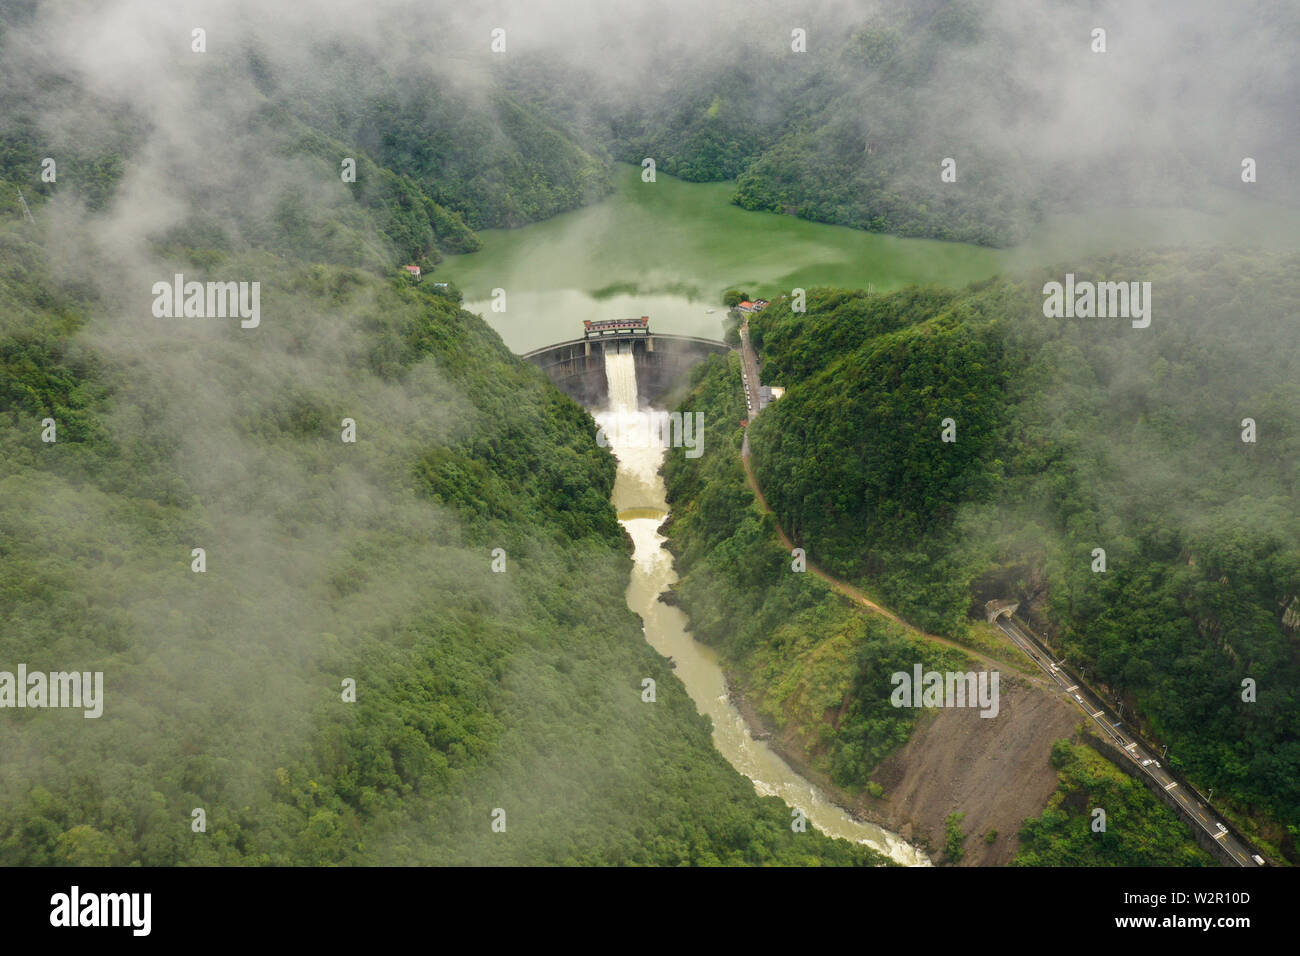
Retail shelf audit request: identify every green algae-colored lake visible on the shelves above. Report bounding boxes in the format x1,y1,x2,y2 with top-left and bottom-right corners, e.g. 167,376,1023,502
440,165,1001,351
439,163,1298,353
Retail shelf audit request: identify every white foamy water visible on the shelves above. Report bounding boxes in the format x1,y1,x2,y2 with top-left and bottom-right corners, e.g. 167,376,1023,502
598,344,929,866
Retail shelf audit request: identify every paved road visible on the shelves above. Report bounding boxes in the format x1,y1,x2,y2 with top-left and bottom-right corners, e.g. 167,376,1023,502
737,320,764,421
994,615,1261,866
735,324,1264,867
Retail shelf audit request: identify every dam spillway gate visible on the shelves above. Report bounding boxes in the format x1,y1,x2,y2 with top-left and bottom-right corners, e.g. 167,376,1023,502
521,324,732,407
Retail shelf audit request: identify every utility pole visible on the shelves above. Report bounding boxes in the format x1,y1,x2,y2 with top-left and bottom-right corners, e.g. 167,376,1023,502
15,188,35,224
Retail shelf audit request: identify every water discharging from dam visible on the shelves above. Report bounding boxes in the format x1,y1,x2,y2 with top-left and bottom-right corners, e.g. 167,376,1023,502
594,343,930,865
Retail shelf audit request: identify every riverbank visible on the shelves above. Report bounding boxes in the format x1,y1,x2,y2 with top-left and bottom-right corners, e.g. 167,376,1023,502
658,514,1076,865
720,660,1080,866
625,511,929,864
720,672,921,841
602,344,927,864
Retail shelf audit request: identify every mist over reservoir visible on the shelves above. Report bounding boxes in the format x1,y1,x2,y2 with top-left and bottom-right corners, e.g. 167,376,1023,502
444,165,1300,353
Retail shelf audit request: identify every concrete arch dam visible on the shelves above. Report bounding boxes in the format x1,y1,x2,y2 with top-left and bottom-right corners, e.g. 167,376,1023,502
522,331,732,407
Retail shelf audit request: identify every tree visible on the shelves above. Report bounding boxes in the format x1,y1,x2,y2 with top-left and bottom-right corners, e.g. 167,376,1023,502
943,812,967,863
55,825,115,866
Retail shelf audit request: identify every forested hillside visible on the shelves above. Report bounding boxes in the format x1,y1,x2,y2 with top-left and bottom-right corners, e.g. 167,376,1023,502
0,199,900,868
660,346,1216,865
584,0,1300,247
1015,741,1213,866
0,10,887,865
660,354,966,789
269,48,613,232
0,0,610,274
3,0,1296,871
744,255,1300,860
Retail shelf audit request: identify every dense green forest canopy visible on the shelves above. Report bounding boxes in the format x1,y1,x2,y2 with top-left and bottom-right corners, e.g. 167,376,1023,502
744,254,1300,859
658,345,1215,865
2,0,1298,870
512,0,1300,247
8,0,1299,257
0,6,889,865
0,211,897,866
1015,740,1215,866
0,1,610,274
659,353,962,791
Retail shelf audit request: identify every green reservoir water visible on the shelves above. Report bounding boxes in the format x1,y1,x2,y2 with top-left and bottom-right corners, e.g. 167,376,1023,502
439,164,1299,860
440,165,1003,352
440,163,1300,353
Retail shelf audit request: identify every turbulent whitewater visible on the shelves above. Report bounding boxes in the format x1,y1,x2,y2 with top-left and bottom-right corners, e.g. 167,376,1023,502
595,344,930,866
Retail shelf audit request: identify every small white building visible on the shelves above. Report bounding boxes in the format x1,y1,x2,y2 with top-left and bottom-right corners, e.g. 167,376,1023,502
758,385,785,410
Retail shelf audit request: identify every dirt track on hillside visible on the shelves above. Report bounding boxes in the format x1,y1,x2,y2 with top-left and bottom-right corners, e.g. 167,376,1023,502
739,441,1043,679
735,431,1079,864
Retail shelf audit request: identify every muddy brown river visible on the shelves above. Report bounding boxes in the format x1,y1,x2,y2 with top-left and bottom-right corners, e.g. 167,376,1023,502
594,346,930,865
